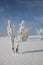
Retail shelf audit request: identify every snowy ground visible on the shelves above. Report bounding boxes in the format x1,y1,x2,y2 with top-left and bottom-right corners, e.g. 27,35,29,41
0,35,43,65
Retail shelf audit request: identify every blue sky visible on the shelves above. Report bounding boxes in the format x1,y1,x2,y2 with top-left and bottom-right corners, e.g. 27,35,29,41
0,0,43,36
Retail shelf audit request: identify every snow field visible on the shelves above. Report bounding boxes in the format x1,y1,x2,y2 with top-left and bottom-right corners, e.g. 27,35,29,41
0,36,43,65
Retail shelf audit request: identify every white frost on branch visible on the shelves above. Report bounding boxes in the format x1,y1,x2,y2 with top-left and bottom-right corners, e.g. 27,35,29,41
7,19,15,41
16,20,29,42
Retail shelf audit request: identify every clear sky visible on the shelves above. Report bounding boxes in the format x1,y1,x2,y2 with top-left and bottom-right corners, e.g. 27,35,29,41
0,0,43,36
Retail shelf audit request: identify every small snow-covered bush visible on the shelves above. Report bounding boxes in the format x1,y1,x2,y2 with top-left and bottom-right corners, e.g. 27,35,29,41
36,28,43,39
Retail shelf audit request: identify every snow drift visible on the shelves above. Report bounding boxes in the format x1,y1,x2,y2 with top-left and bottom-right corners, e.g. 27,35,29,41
0,36,43,65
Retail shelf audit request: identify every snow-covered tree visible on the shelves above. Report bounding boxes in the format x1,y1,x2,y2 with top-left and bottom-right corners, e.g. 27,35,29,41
7,19,30,53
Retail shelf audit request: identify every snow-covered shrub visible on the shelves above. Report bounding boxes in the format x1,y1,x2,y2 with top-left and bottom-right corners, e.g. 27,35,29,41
36,28,43,39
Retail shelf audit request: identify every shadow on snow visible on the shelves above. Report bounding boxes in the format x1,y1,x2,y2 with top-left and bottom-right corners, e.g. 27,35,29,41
22,50,43,54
